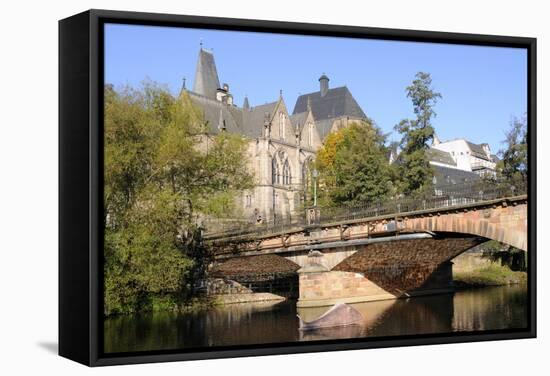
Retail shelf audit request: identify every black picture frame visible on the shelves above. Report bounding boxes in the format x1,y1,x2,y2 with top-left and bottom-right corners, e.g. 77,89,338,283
59,8,537,367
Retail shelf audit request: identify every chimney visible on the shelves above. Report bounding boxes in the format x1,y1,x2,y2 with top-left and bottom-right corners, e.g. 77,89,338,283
319,73,329,97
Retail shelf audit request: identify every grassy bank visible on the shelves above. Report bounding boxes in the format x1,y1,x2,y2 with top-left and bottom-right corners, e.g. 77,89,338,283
453,264,527,289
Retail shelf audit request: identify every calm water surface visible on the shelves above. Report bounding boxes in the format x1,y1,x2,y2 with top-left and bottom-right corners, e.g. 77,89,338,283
104,285,528,353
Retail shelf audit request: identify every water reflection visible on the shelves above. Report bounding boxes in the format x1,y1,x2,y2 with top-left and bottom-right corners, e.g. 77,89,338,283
104,285,527,353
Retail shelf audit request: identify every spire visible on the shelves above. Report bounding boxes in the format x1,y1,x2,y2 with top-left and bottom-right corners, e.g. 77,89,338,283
193,47,221,99
243,95,250,110
306,96,312,112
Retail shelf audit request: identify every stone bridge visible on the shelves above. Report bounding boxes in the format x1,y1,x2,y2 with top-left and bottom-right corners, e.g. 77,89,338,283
206,194,527,307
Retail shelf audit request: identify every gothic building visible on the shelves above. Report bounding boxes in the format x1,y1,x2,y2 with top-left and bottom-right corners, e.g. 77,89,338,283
183,48,367,222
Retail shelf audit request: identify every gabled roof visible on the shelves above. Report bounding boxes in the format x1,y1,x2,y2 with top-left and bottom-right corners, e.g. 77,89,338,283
314,118,336,140
290,111,308,132
466,141,490,160
189,92,241,135
293,86,366,121
427,148,457,166
242,101,279,138
188,90,278,139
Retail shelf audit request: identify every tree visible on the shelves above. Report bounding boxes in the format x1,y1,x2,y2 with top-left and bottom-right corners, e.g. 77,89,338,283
498,115,527,190
316,120,396,206
103,82,253,315
394,72,441,196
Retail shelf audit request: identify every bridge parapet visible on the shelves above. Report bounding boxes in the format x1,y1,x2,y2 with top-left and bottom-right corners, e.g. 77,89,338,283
204,180,526,241
207,194,527,259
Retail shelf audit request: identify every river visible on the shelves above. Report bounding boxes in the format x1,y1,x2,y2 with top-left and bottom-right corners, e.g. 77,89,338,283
103,285,528,353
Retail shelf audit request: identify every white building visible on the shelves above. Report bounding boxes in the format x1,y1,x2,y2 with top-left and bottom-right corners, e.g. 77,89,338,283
430,135,498,177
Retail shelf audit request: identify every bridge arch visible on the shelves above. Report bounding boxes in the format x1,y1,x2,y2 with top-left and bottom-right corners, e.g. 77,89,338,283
403,201,527,251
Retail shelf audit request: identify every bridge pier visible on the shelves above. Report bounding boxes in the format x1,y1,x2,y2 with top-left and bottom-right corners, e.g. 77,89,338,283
296,237,481,308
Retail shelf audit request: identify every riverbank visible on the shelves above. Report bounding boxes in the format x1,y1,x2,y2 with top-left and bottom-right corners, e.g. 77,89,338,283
453,264,527,289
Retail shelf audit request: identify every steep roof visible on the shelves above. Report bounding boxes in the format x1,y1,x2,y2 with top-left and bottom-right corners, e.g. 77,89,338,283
432,165,480,188
292,86,366,122
314,118,336,140
188,91,278,138
466,141,490,160
427,148,457,166
242,101,279,138
192,49,221,100
290,112,308,132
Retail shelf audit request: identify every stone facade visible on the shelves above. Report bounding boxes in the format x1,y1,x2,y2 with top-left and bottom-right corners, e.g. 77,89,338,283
294,237,480,307
404,200,528,251
185,48,367,223
297,270,394,307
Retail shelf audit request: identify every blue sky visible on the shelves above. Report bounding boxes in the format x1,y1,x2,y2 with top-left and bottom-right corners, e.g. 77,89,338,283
105,23,527,153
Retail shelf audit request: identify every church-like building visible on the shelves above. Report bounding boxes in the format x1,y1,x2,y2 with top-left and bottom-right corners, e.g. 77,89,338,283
183,48,367,223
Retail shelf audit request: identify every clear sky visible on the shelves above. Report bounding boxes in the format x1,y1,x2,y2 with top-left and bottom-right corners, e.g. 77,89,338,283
105,23,527,153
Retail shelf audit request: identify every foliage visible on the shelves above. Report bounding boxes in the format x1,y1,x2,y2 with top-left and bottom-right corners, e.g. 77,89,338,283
498,115,528,189
453,264,527,287
394,72,441,196
315,120,397,206
104,82,253,315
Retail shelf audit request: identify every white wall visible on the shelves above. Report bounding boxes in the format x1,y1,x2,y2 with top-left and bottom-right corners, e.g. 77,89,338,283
433,139,473,171
0,1,547,375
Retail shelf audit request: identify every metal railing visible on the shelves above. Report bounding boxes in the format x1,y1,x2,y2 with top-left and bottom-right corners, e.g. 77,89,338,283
203,180,526,240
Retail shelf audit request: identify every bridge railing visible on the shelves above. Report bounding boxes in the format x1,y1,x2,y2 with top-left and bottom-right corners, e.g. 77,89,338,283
202,213,307,239
317,181,525,224
203,180,526,239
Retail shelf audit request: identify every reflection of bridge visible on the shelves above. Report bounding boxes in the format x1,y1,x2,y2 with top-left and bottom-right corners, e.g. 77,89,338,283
204,182,527,307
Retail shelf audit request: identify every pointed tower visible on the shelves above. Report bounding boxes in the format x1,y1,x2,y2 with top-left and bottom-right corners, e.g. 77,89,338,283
243,96,250,110
193,48,221,99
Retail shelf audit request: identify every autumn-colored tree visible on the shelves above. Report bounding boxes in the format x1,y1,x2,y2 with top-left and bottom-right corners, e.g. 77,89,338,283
104,82,253,315
315,120,396,206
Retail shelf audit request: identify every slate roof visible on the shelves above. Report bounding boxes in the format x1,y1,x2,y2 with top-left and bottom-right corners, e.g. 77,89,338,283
188,91,279,138
292,86,366,122
192,49,221,100
289,112,308,132
432,165,480,188
466,141,490,160
314,119,336,140
427,148,457,166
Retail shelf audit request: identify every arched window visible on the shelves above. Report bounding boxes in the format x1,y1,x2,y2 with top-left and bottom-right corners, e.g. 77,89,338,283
308,122,313,146
279,112,285,140
283,159,291,185
272,158,279,185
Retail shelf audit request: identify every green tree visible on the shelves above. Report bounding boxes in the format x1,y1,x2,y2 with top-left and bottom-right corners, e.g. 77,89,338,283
316,120,396,206
498,115,527,190
103,82,253,315
394,72,441,196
